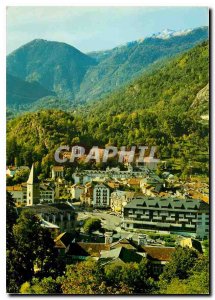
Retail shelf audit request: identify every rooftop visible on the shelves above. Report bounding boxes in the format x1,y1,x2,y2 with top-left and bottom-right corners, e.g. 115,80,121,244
124,196,209,211
142,246,175,261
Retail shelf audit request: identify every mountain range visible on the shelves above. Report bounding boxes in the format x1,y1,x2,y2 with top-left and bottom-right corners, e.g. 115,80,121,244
6,26,208,112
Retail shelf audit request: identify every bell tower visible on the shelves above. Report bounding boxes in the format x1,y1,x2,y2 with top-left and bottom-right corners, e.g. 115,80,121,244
27,164,40,206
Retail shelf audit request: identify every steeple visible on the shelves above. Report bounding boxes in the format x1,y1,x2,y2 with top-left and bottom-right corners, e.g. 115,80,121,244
27,163,39,184
27,164,40,206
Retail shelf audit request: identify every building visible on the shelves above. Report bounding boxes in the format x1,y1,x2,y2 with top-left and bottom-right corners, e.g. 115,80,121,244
180,237,203,253
110,190,135,213
140,175,163,196
6,166,17,177
19,202,76,233
93,183,110,208
100,246,143,265
80,182,93,206
123,196,209,239
72,167,149,184
7,182,54,206
52,166,64,180
64,242,110,263
71,184,85,200
54,232,76,255
140,245,175,276
40,184,54,203
6,184,27,206
27,164,40,206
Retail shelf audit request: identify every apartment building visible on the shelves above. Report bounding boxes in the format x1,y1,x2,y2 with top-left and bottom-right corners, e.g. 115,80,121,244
123,196,209,239
93,183,110,208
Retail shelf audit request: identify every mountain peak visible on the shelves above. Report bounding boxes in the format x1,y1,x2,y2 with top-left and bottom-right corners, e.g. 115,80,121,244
149,28,192,39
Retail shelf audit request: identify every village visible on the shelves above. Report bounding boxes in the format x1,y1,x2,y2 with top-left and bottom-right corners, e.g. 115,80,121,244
6,156,209,277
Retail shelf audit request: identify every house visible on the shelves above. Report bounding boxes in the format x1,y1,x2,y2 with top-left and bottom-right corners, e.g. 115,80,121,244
6,184,27,206
93,183,110,208
106,237,175,276
54,232,76,255
140,175,163,195
65,242,110,262
40,218,60,236
99,246,143,265
180,237,203,253
40,184,54,203
123,196,209,239
110,190,135,213
80,182,93,206
51,166,64,180
70,184,85,200
6,166,17,177
141,246,175,276
126,178,141,188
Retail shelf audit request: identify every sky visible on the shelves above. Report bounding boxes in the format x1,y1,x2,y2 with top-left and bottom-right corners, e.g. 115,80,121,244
6,6,209,54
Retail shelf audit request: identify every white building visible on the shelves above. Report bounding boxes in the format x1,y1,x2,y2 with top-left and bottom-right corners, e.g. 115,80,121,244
6,184,27,206
27,164,40,206
93,183,110,208
123,196,209,239
40,184,55,203
52,166,64,180
72,167,149,184
71,184,85,200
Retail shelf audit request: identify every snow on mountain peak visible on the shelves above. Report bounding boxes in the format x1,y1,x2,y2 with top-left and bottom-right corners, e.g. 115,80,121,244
149,28,192,40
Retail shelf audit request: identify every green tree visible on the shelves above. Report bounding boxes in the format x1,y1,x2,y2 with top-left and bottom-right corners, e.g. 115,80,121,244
6,192,17,248
12,168,30,184
61,260,132,294
7,210,63,292
20,277,62,294
159,255,209,294
104,259,156,294
160,246,198,284
83,218,102,234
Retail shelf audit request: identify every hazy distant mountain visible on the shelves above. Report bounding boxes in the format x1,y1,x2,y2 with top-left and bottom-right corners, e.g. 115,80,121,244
7,39,97,100
6,26,208,109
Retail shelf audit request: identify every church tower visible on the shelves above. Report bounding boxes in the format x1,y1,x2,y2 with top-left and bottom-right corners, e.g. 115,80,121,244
27,164,40,206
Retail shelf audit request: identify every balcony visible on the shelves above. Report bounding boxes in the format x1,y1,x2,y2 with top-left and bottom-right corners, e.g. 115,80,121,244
179,218,189,222
170,223,182,227
185,224,195,228
160,212,169,216
153,217,162,221
166,217,175,221
141,215,150,220
129,214,137,218
186,214,195,218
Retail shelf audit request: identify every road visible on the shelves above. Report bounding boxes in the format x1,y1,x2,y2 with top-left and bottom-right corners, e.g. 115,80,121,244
77,210,144,241
77,211,122,231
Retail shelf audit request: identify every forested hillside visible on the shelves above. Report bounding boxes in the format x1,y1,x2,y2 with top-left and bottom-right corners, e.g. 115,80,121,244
7,74,55,106
7,41,209,178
